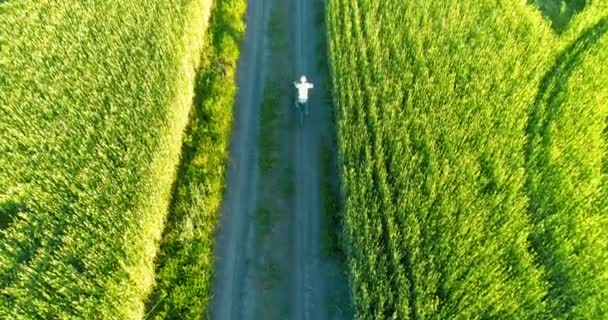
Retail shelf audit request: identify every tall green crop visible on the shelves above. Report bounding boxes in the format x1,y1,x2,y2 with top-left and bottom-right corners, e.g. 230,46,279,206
327,0,572,318
144,0,246,317
328,0,608,318
0,0,211,318
525,12,608,319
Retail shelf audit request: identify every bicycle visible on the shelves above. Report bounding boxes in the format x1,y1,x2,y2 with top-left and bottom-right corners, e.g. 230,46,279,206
295,99,308,126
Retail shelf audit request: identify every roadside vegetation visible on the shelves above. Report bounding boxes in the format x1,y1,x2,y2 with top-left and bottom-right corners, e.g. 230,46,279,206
144,0,245,318
327,0,608,318
0,0,213,318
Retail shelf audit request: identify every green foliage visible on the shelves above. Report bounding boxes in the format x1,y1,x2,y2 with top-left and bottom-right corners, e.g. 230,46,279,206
328,0,608,318
0,0,211,318
144,0,246,317
558,0,608,43
525,16,608,320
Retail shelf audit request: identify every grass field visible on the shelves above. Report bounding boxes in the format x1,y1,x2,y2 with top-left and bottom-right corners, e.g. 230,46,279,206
0,0,211,318
327,0,608,318
525,2,608,318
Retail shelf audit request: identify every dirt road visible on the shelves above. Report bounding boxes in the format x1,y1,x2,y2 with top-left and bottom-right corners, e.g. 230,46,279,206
210,0,350,318
209,0,267,317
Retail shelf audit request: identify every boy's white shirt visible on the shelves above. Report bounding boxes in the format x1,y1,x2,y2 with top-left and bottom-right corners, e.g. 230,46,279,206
295,82,314,101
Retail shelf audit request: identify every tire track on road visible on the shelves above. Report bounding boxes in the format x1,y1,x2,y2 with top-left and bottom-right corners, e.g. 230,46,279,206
210,0,268,318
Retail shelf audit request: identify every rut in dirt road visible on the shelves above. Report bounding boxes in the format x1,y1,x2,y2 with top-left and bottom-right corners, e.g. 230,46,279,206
292,0,333,318
210,0,351,318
